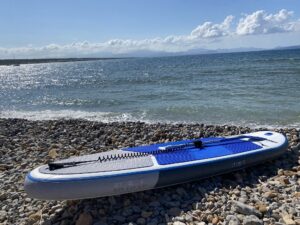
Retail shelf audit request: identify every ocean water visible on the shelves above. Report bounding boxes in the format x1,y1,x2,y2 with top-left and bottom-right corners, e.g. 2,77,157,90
0,49,300,128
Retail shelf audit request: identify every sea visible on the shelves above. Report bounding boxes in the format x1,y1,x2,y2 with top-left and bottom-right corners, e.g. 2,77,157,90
0,49,300,128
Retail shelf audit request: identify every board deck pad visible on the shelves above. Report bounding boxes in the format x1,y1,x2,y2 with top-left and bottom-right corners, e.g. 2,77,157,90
124,137,262,165
40,150,153,174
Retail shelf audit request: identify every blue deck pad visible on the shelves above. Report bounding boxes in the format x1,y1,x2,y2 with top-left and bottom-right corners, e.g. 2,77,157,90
124,137,262,165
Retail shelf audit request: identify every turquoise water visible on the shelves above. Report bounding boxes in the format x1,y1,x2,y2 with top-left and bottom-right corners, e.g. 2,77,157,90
0,49,300,127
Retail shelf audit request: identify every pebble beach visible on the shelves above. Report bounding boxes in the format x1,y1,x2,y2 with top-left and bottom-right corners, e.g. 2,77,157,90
0,118,299,225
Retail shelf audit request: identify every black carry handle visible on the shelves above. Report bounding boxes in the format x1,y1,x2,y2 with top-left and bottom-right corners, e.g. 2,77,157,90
48,159,97,171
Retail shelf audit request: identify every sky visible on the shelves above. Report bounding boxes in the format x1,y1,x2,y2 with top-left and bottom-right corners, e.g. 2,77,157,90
1,0,300,58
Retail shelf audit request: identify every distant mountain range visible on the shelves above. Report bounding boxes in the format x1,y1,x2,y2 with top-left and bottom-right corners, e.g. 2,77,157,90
114,45,300,57
113,47,265,57
274,45,300,50
0,45,299,65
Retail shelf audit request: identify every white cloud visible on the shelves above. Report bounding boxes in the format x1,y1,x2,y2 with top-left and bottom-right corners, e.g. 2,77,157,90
236,9,299,35
191,15,234,38
0,9,299,58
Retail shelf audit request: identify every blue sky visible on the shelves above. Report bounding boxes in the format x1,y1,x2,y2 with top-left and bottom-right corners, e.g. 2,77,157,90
1,0,300,58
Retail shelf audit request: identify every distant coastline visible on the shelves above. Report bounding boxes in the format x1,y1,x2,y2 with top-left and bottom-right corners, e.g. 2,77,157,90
1,45,299,66
0,57,123,66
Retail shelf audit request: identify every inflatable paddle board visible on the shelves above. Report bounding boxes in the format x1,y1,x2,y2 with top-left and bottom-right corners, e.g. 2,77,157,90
24,131,288,200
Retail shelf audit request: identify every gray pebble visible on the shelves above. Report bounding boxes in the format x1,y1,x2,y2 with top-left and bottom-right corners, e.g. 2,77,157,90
224,215,240,225
243,215,263,225
232,201,262,218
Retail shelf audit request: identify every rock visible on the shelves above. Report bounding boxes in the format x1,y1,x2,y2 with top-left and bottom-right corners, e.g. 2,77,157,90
173,216,185,222
136,217,146,225
0,192,7,201
224,215,240,225
48,149,58,159
232,201,262,218
193,202,201,210
195,222,206,225
293,192,300,198
173,222,185,225
168,207,181,216
207,214,214,223
264,191,277,198
294,219,300,225
76,212,93,225
61,220,71,225
112,215,126,223
28,211,41,223
25,198,31,203
185,214,193,222
282,214,296,225
256,203,268,214
212,216,219,224
93,222,107,225
108,196,116,205
283,171,296,176
141,211,152,218
0,210,7,222
0,164,12,171
243,215,263,225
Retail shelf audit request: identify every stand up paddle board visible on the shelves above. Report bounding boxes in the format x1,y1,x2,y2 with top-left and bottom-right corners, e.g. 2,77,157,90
24,131,288,200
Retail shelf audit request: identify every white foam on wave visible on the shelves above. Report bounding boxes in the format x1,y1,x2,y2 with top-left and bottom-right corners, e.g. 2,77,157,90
0,110,147,123
0,110,299,129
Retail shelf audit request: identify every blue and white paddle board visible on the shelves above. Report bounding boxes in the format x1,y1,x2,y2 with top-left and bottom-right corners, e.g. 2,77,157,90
24,131,288,200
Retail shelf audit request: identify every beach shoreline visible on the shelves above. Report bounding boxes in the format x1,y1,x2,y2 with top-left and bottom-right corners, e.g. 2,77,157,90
0,118,299,225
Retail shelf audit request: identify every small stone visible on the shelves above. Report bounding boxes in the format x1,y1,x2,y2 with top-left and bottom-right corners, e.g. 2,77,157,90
283,171,296,176
61,220,71,225
193,202,201,210
136,217,146,225
168,207,181,216
48,149,58,159
28,211,41,223
256,203,268,214
149,201,160,207
195,222,206,225
98,209,106,216
93,222,107,225
173,216,185,222
112,215,125,223
173,222,185,225
108,196,116,205
294,218,300,225
282,214,296,225
207,214,213,223
212,216,219,224
263,192,277,198
0,210,7,221
123,198,131,206
293,192,300,198
185,214,193,222
276,176,290,185
141,211,152,218
76,212,93,225
0,192,6,201
243,215,263,225
232,201,262,218
278,169,284,175
225,215,240,225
